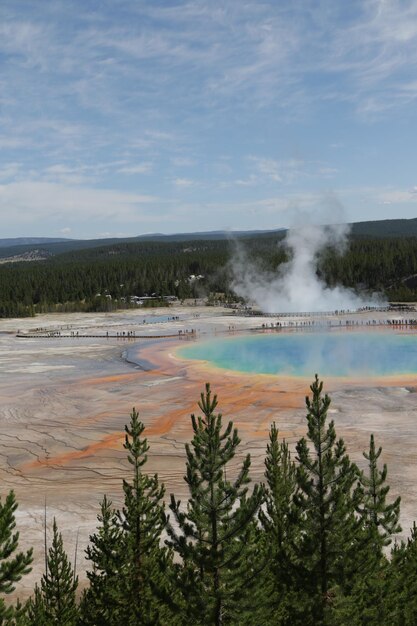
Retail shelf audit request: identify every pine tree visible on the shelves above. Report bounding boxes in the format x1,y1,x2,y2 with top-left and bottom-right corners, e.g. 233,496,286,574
329,433,401,625
384,523,417,625
79,496,123,626
358,434,401,549
81,408,173,626
167,384,264,625
258,423,303,624
0,491,33,624
30,518,78,625
118,408,172,625
26,585,48,625
330,433,403,623
293,375,362,623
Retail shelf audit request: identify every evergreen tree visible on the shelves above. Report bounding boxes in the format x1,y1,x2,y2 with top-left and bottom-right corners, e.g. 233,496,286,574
258,423,303,624
0,491,32,624
29,518,78,625
358,434,401,548
293,375,362,623
167,384,264,625
331,434,402,623
81,408,173,626
117,408,173,625
79,496,123,626
330,433,403,623
384,523,417,625
26,585,48,625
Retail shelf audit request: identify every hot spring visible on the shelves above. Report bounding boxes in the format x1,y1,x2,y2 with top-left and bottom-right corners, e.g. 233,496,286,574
178,331,417,378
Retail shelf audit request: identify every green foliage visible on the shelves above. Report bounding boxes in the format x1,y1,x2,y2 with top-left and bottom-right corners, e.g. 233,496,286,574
29,518,78,625
0,491,32,624
0,239,231,317
81,409,174,626
382,523,417,625
26,585,48,625
167,384,264,625
293,375,363,623
329,433,402,624
6,376,417,624
357,434,401,549
116,408,171,625
257,424,303,625
80,497,123,625
3,233,417,316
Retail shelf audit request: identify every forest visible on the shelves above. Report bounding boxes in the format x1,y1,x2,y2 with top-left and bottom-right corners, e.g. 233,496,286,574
1,233,417,317
1,376,416,625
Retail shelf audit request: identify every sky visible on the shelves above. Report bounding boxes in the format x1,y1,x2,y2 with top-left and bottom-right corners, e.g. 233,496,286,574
1,0,417,239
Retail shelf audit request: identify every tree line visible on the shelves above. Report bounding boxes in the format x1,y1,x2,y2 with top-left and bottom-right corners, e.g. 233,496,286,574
0,241,230,318
1,377,416,624
1,235,417,317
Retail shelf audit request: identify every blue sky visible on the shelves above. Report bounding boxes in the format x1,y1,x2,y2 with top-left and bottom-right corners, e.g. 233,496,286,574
1,0,417,238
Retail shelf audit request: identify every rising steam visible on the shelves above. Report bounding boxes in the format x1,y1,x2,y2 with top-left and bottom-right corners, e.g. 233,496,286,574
231,222,383,313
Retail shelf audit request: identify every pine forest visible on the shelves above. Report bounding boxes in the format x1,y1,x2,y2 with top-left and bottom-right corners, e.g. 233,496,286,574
2,234,417,318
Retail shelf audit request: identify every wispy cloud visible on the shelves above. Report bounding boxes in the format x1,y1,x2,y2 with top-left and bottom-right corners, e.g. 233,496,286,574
238,156,337,187
377,188,417,205
0,180,159,226
173,178,194,188
0,163,21,180
1,1,417,236
118,163,153,175
171,156,196,167
42,164,92,185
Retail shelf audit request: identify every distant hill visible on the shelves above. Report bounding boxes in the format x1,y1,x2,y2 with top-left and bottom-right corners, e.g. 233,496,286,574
0,230,285,259
0,237,71,248
350,217,417,238
134,229,285,241
2,218,417,317
0,249,51,264
1,218,417,260
137,219,417,240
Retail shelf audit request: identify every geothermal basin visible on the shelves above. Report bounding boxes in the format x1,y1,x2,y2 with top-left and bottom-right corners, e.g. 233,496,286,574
1,305,417,599
179,330,417,378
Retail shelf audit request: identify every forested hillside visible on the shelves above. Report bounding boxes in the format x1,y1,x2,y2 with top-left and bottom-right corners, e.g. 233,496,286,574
2,378,416,625
1,234,417,317
351,217,417,238
0,240,231,317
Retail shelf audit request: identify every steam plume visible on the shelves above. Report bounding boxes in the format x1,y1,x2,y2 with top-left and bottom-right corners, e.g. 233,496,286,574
231,222,383,313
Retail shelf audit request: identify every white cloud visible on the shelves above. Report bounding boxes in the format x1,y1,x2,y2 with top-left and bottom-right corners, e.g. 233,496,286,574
234,176,258,187
1,1,417,237
173,177,193,188
253,158,283,182
0,136,27,149
0,162,21,180
0,20,48,68
118,163,153,175
244,156,341,187
248,156,308,185
171,156,196,167
0,181,158,225
378,189,417,204
43,164,91,185
318,167,339,178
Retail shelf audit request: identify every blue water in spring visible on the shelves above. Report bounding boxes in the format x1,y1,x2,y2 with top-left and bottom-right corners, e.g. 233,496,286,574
179,332,417,377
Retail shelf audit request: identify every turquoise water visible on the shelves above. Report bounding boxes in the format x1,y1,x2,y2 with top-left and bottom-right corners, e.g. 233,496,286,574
179,332,417,377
